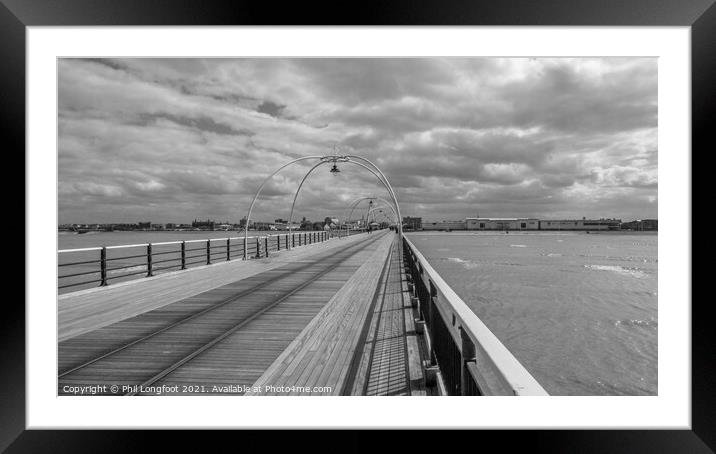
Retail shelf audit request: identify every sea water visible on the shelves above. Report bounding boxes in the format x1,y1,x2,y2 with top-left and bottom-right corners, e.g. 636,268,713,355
407,231,657,396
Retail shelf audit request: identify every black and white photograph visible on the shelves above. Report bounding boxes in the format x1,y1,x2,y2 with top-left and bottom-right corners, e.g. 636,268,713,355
6,0,705,444
56,57,658,397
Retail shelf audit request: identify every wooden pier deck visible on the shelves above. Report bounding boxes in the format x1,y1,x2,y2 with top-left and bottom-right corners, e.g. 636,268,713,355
60,231,373,341
58,230,431,396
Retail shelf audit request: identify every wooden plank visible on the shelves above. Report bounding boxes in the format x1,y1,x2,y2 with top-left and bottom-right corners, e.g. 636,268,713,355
363,240,410,396
145,241,385,394
246,234,394,395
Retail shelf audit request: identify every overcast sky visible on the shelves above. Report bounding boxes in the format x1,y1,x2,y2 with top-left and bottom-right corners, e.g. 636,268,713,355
58,58,657,224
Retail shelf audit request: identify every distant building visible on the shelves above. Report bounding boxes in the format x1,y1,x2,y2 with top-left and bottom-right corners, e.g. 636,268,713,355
422,220,467,231
403,216,422,230
274,221,300,231
252,221,274,231
466,218,539,230
621,219,658,231
192,219,215,230
539,219,621,230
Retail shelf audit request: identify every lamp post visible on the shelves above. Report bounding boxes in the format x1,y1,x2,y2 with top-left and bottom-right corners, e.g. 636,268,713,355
365,205,398,227
286,157,401,247
345,197,397,224
346,155,403,237
343,196,398,236
243,154,402,257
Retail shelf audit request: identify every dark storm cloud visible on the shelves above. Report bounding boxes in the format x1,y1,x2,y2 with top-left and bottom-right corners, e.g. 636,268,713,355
58,58,657,224
256,101,287,118
132,113,255,137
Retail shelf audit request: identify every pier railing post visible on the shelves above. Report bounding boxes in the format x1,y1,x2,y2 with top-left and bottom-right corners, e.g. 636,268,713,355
100,246,107,286
265,237,269,257
255,237,261,258
277,235,280,251
243,237,248,260
181,241,186,269
206,240,211,265
226,238,231,261
427,279,437,363
292,233,295,248
460,326,477,395
286,234,289,250
147,243,153,277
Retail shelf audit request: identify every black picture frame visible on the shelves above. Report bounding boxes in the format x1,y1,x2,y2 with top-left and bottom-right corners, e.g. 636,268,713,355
5,0,710,451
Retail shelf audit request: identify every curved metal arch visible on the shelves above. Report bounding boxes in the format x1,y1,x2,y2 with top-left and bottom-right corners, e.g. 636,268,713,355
344,160,400,225
243,155,323,257
244,154,403,257
371,211,395,225
344,196,395,225
361,204,399,225
287,160,325,247
287,159,399,245
343,197,373,225
366,205,398,223
347,155,403,236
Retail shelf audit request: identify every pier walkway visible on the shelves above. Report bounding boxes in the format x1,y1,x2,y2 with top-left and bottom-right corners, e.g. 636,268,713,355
58,230,428,396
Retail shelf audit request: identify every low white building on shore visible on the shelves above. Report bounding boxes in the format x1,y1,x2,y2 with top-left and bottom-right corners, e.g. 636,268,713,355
539,219,621,230
419,217,621,231
422,220,467,231
465,218,539,230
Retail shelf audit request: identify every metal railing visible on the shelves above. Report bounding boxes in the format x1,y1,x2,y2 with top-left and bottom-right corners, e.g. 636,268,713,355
402,236,548,396
58,231,338,293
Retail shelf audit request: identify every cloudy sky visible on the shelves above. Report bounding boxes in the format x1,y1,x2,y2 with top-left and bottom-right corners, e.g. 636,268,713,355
58,58,657,224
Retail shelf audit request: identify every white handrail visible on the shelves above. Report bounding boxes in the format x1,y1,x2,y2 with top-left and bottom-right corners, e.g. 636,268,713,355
403,235,548,396
58,231,331,254
56,246,103,253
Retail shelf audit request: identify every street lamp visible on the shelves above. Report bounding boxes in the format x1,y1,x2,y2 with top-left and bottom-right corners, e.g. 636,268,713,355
243,153,402,258
343,196,398,235
366,205,398,225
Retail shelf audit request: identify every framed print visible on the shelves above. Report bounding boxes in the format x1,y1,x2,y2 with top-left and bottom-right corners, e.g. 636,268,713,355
7,0,711,450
